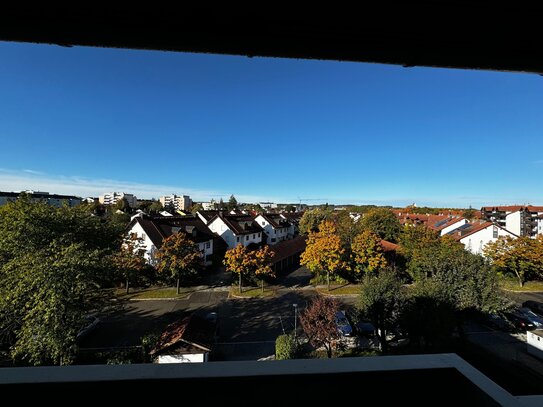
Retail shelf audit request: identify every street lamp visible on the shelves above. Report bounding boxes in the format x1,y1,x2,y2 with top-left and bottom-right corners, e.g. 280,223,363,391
293,303,298,343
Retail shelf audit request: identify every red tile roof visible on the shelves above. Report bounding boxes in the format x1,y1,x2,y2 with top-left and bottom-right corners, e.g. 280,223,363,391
380,239,399,252
270,235,307,263
151,314,215,356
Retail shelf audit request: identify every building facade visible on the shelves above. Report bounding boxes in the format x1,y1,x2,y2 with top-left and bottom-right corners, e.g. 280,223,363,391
481,205,543,238
160,194,192,211
207,213,263,249
254,213,292,245
0,191,82,207
447,221,517,255
99,192,137,207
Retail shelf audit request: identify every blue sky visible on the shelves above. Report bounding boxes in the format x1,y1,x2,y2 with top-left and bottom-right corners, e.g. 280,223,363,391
1,41,542,207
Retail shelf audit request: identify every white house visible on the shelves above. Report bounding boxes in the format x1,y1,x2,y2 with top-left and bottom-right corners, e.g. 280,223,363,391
151,314,216,364
125,215,215,266
428,217,469,236
255,213,292,245
207,213,263,249
527,330,543,360
280,212,304,237
196,210,219,224
99,192,137,207
447,221,517,255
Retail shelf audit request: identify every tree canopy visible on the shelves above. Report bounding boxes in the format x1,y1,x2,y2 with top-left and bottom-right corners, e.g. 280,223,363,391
351,230,388,275
360,208,402,243
300,296,340,358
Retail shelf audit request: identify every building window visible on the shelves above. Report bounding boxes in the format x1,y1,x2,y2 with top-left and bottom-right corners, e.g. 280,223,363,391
258,233,260,238
246,236,249,241
236,237,240,242
141,233,146,240
253,234,255,239
206,242,211,249
493,226,498,239
479,240,483,253
262,221,265,225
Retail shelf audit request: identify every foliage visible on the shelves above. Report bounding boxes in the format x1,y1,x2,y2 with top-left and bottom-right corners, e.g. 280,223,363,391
358,269,405,352
190,203,203,213
0,199,118,365
360,208,402,243
284,204,296,213
111,235,147,293
148,201,163,214
275,334,297,360
300,296,340,358
332,210,364,247
141,333,160,363
114,197,131,213
0,242,106,365
484,236,543,287
400,278,457,350
223,245,275,292
301,220,348,290
462,208,476,219
227,195,238,210
299,208,334,234
155,232,202,292
351,230,387,275
224,244,254,293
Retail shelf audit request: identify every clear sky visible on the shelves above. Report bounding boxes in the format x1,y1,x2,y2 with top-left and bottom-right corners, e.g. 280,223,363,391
1,41,542,207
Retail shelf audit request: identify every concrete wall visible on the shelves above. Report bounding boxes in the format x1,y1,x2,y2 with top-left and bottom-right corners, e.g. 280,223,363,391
527,331,543,360
505,211,521,236
157,352,208,363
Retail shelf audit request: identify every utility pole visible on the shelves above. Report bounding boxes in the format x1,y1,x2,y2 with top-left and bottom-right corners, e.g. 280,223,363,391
293,303,298,343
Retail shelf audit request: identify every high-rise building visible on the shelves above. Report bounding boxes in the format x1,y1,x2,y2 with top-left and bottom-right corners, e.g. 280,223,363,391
160,194,192,211
98,192,137,207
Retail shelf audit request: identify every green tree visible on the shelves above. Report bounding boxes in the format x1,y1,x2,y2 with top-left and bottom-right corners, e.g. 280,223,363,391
275,334,296,360
155,233,202,294
190,203,203,213
351,230,388,276
360,208,402,243
332,210,363,247
284,204,296,213
114,197,131,213
218,198,225,210
148,201,163,214
462,207,476,220
112,235,147,294
299,208,334,234
227,195,238,211
300,220,347,290
484,236,543,287
358,269,404,352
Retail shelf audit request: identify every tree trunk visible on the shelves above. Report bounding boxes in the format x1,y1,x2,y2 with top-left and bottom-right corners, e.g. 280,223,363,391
126,277,130,294
177,276,180,295
326,344,332,358
239,271,242,294
518,275,524,287
261,278,264,293
327,269,330,291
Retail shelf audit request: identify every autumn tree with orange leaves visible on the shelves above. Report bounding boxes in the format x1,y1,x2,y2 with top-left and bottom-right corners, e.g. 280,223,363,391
301,220,347,291
155,232,202,294
351,230,388,276
224,244,275,293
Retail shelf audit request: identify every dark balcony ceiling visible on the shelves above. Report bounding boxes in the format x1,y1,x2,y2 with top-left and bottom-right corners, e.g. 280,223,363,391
1,3,543,74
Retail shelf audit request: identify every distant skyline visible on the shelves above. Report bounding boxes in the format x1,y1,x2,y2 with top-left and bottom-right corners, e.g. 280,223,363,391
1,41,542,208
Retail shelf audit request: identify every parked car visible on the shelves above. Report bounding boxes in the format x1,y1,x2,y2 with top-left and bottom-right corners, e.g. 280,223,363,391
522,300,543,317
76,314,101,340
355,320,376,337
517,308,543,328
504,311,536,331
335,310,353,337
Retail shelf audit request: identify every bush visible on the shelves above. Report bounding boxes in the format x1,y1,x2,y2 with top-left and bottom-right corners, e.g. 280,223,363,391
275,334,296,360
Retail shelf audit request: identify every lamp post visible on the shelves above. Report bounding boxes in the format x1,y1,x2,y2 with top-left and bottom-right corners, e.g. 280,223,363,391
293,303,298,343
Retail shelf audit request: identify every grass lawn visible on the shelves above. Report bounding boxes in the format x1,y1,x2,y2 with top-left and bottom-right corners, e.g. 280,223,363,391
316,284,361,295
499,278,543,292
229,285,275,298
116,287,191,299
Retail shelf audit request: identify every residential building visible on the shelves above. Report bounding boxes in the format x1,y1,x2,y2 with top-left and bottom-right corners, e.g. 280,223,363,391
270,235,306,274
207,213,263,249
280,211,304,237
255,213,292,245
99,192,137,207
527,330,543,360
481,205,543,238
150,314,216,364
0,190,82,207
160,194,192,211
259,201,277,210
200,201,214,210
196,210,219,224
125,215,215,266
428,217,469,236
447,221,517,255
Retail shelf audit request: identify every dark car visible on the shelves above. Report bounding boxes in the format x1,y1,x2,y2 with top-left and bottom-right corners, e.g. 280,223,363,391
355,320,376,337
517,307,543,329
504,311,536,331
522,300,543,317
335,310,353,337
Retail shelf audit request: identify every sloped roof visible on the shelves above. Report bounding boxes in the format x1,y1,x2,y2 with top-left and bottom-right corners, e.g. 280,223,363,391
128,215,215,247
259,213,292,229
210,213,263,235
269,235,307,263
151,314,215,356
380,239,399,252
